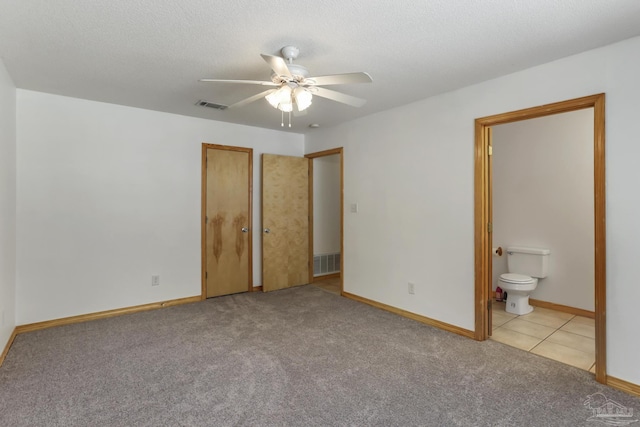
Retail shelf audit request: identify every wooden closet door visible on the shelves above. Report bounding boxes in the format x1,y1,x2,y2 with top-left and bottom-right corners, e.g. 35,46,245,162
262,154,309,292
204,146,252,297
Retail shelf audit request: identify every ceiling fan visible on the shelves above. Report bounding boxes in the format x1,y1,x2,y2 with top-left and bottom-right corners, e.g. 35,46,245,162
199,46,372,127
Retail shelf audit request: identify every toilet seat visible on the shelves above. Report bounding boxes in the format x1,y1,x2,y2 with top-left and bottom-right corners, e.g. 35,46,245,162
499,273,534,284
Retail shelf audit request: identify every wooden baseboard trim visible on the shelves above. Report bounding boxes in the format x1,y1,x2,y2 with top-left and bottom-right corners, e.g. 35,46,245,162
0,327,18,368
342,291,475,339
313,273,340,282
607,376,640,397
16,295,202,334
529,299,595,319
252,286,263,292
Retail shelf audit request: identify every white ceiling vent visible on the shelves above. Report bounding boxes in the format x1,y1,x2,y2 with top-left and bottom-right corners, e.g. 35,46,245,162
196,100,228,110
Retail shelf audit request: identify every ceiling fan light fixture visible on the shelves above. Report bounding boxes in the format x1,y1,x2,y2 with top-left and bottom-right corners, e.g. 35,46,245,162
279,100,293,112
265,91,280,108
266,87,286,108
200,46,371,128
294,87,312,111
265,85,294,111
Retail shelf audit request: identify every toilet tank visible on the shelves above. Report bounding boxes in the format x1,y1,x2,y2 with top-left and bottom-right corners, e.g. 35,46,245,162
506,246,550,278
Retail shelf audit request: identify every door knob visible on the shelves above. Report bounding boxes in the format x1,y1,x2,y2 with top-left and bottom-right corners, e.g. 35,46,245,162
264,228,271,234
241,227,249,233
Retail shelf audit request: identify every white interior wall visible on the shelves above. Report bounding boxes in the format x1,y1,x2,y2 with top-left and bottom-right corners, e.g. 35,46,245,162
0,59,16,351
10,35,640,387
16,90,303,324
313,155,341,255
492,109,594,311
305,35,640,385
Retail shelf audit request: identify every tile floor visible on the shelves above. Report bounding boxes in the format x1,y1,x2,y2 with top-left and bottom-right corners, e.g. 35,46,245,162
311,276,341,295
491,301,596,373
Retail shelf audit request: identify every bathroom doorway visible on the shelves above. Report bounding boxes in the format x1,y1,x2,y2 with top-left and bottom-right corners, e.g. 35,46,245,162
473,94,606,383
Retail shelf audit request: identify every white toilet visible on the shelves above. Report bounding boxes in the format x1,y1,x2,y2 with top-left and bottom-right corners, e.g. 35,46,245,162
499,246,550,315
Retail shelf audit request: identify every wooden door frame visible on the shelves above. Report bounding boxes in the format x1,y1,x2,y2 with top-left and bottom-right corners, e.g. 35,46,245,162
305,148,344,293
201,143,253,299
474,94,606,383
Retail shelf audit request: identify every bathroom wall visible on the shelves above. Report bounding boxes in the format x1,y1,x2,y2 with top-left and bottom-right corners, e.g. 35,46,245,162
492,109,594,311
313,154,341,255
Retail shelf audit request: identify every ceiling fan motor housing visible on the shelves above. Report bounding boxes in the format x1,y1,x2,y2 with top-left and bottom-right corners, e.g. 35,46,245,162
271,46,309,84
271,64,310,84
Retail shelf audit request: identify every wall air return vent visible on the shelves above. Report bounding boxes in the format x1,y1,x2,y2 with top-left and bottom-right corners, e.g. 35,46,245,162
313,252,341,277
196,100,228,110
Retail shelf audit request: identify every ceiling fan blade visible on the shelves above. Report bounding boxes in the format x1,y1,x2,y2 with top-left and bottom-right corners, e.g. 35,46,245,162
199,79,278,86
306,72,372,86
260,54,292,78
312,87,367,108
227,89,276,109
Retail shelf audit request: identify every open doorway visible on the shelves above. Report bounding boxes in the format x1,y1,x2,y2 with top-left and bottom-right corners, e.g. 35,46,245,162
306,148,344,296
474,94,606,383
490,109,596,373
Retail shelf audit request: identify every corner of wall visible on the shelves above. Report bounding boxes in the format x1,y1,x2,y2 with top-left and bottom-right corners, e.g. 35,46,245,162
0,57,17,357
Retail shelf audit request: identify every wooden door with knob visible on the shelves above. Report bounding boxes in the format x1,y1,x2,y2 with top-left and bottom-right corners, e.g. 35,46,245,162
202,144,252,298
261,154,309,292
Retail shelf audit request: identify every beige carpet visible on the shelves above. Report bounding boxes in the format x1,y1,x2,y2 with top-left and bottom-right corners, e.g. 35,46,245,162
1,285,638,426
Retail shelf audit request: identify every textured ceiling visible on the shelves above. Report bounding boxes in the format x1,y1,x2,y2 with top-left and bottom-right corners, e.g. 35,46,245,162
1,1,640,134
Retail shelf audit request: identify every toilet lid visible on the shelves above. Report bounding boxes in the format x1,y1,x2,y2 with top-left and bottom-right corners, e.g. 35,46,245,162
500,273,533,283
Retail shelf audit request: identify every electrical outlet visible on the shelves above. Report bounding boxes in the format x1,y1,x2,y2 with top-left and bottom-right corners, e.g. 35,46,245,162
151,275,160,286
408,282,415,295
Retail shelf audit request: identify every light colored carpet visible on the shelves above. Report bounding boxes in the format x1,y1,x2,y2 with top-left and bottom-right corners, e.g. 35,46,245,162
1,285,638,426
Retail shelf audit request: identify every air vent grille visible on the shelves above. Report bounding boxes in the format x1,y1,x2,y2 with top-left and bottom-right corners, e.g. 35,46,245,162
196,100,228,110
313,253,341,277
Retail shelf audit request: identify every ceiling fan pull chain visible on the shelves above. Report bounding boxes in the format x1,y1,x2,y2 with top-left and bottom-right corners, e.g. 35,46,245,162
289,111,292,128
281,110,284,127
